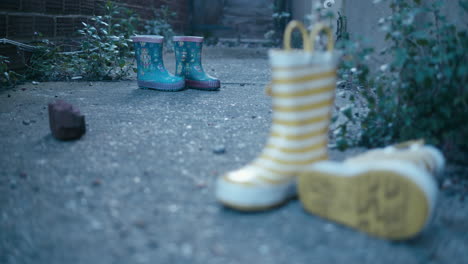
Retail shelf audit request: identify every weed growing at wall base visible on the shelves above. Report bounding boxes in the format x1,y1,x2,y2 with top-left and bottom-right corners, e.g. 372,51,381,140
0,55,21,88
25,1,139,81
18,1,177,82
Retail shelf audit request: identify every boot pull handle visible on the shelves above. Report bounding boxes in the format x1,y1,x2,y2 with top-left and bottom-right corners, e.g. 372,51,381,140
283,21,312,51
266,21,311,95
267,22,334,96
309,23,334,52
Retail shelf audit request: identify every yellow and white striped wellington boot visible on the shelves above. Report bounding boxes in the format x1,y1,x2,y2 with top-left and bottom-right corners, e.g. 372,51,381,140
345,140,445,176
216,22,340,211
298,141,444,240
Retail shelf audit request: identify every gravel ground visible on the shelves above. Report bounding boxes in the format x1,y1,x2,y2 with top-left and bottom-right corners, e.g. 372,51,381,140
1,47,467,264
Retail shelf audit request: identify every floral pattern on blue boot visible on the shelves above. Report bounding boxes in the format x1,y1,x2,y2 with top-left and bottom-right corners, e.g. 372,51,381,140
173,36,221,90
132,35,185,91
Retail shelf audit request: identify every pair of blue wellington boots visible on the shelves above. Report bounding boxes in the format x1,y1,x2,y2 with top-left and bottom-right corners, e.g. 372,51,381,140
131,35,220,91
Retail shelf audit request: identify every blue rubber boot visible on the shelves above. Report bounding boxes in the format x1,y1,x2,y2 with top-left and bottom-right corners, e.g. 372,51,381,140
173,36,221,90
132,35,185,91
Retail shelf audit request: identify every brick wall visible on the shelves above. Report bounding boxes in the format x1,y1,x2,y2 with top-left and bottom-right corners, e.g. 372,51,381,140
0,0,189,41
0,0,189,69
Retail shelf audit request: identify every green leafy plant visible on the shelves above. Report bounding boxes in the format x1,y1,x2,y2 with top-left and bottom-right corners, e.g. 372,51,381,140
335,0,468,162
144,5,177,50
264,0,291,46
25,1,139,81
4,2,179,85
25,39,67,81
0,55,21,88
75,1,138,80
72,1,139,80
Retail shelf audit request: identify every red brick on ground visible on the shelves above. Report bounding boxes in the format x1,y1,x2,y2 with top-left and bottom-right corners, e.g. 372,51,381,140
48,100,86,140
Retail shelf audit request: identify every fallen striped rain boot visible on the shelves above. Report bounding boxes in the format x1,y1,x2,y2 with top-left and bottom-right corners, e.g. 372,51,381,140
173,36,220,90
215,22,339,211
345,140,445,175
132,35,185,91
298,141,444,240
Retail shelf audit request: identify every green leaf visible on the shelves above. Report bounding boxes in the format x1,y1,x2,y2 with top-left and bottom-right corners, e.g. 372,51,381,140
393,48,408,68
118,59,126,68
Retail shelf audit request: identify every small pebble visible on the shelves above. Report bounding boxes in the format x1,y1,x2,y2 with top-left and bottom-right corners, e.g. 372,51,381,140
147,240,159,249
181,243,193,257
119,229,129,238
10,180,17,189
32,81,39,85
168,204,179,213
259,245,270,255
211,244,225,256
324,223,336,232
19,172,27,179
213,146,226,154
65,200,77,211
91,179,102,187
196,182,207,188
442,179,452,189
90,219,102,230
22,120,30,125
134,220,147,230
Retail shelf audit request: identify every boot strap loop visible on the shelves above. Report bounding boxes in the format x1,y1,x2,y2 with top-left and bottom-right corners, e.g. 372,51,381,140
269,21,311,96
283,21,312,51
310,23,334,52
267,22,334,96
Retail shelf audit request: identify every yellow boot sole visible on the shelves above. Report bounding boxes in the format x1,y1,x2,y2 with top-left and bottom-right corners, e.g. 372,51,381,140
298,161,437,240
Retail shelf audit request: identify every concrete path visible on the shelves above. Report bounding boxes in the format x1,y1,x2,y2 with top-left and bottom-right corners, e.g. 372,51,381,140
1,47,467,264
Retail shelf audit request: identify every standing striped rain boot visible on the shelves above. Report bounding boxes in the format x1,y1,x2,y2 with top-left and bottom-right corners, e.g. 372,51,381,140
215,22,340,211
173,36,221,90
132,35,185,91
298,140,444,240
